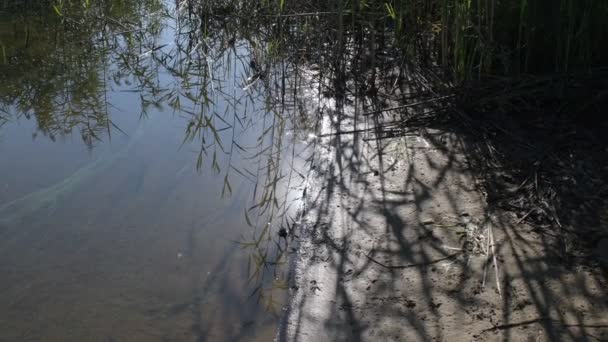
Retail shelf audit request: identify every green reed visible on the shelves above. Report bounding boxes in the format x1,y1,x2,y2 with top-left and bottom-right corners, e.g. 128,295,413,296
193,0,606,81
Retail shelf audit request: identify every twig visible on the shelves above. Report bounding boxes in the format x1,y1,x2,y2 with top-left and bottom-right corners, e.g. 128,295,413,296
514,176,529,192
365,251,461,269
255,12,339,17
441,244,463,251
484,317,608,331
362,95,455,116
489,223,502,296
318,128,373,137
515,208,534,225
363,132,419,141
482,229,491,287
105,16,133,30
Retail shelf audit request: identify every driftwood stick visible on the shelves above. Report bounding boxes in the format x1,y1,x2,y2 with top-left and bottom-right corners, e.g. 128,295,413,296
489,223,502,296
482,229,491,287
365,251,461,269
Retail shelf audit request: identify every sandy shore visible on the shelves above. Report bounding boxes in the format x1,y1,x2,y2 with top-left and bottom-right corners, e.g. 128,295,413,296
279,91,608,341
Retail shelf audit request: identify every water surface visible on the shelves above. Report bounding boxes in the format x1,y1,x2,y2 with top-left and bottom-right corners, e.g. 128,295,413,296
0,2,312,340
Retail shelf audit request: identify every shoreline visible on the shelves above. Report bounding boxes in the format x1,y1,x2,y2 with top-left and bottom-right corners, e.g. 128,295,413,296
277,87,608,341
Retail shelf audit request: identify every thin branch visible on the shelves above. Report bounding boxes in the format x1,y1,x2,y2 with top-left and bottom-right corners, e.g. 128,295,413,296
362,95,455,116
365,251,461,269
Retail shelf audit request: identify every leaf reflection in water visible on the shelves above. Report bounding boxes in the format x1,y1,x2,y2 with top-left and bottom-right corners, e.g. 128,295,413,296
0,0,319,313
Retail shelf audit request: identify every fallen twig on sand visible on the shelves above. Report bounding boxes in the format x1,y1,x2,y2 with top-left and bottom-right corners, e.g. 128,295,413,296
515,208,534,225
484,317,608,331
480,219,501,295
365,251,462,269
489,222,502,296
482,226,491,287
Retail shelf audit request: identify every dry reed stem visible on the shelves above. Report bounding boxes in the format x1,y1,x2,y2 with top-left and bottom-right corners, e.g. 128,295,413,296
489,222,501,296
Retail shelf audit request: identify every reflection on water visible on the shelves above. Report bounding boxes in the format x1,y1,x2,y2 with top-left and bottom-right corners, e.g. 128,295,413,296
0,1,313,340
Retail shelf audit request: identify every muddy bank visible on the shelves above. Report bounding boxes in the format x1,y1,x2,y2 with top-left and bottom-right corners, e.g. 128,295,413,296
278,85,608,341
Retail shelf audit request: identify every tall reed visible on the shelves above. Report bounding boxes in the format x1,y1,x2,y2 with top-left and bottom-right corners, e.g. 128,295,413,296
195,0,607,81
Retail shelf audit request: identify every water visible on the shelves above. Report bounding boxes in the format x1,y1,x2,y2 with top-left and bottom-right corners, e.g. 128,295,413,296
0,1,313,340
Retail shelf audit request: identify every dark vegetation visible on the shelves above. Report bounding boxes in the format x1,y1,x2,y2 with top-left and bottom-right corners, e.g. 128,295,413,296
180,0,608,267
230,0,608,261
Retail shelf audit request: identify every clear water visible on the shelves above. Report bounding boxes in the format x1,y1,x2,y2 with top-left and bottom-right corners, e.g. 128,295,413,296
0,2,312,341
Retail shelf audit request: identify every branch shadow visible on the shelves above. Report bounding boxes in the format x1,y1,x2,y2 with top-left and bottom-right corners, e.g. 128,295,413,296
280,42,608,342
